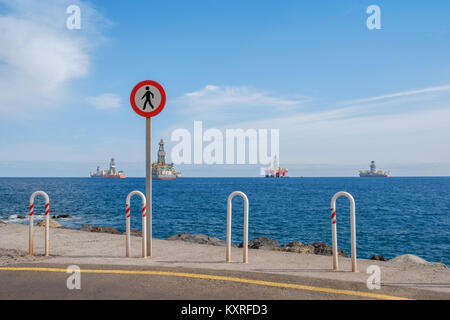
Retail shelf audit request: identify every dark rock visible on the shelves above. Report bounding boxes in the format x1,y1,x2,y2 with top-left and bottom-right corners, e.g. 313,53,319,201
51,215,72,219
285,241,303,247
239,237,280,250
311,242,346,257
278,241,346,257
122,229,142,237
280,241,315,254
166,233,226,246
36,218,63,228
311,242,333,256
80,224,120,234
370,254,388,261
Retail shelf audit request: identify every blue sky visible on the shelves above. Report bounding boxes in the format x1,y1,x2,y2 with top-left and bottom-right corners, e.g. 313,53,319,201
0,0,450,177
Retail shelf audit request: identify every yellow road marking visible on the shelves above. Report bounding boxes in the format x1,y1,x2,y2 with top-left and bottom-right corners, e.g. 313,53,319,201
0,266,412,300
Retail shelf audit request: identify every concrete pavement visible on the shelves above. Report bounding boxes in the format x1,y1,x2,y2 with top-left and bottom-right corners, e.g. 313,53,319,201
2,264,448,300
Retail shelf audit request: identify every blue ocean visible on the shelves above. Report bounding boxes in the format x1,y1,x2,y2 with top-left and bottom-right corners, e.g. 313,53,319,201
1,177,449,266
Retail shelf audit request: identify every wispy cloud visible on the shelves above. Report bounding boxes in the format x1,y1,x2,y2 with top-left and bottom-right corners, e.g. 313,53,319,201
87,93,121,110
175,85,308,113
344,84,450,105
228,85,450,167
0,0,106,115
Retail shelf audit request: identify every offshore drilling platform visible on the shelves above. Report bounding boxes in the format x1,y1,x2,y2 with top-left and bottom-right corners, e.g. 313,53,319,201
90,158,126,178
263,155,288,178
152,139,182,180
359,161,391,177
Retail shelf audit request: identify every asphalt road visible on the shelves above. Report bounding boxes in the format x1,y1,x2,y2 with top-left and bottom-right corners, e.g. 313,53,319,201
1,264,448,300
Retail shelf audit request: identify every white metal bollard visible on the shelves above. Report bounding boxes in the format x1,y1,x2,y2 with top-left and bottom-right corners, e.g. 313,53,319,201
226,191,249,263
330,191,357,272
29,191,50,256
125,191,147,258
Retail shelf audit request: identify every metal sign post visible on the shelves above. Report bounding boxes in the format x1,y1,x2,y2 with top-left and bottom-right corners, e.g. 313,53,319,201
130,80,166,257
146,117,152,256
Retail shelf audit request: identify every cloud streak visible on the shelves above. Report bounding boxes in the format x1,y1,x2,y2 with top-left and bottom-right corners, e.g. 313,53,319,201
175,84,308,113
230,93,450,167
344,84,450,105
0,0,105,115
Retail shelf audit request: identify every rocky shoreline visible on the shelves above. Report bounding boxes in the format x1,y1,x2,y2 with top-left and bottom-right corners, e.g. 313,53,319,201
6,214,72,220
75,224,392,260
76,225,376,260
3,219,447,267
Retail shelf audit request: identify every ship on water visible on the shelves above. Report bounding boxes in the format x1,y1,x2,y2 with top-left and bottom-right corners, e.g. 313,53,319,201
90,158,126,178
359,161,391,178
152,139,182,180
263,155,288,178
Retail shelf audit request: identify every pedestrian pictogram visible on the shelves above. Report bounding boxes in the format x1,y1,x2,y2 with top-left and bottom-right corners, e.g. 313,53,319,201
142,87,155,110
130,80,166,118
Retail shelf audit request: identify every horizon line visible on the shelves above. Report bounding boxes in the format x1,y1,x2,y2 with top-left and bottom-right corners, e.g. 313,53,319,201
1,176,449,179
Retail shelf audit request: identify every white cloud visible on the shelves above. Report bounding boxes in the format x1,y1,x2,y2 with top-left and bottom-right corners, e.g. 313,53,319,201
0,0,105,115
344,84,450,105
87,93,121,110
176,85,308,113
230,100,450,167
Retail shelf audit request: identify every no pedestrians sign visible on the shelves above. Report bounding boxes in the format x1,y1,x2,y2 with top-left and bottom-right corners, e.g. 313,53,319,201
130,80,166,118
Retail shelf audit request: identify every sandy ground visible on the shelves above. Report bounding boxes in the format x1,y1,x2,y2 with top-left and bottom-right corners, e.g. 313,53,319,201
1,223,449,295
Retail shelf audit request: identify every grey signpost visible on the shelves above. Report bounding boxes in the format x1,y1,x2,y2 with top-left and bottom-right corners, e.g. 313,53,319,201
130,80,167,256
146,117,152,256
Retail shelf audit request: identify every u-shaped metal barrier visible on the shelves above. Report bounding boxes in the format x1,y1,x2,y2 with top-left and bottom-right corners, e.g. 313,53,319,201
125,191,147,258
330,191,357,272
29,191,50,256
226,191,249,263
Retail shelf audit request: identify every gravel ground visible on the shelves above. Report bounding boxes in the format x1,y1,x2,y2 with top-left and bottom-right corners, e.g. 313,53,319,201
0,248,44,266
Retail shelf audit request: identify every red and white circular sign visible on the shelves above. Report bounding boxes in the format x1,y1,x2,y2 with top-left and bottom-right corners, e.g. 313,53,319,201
130,80,166,118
